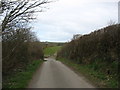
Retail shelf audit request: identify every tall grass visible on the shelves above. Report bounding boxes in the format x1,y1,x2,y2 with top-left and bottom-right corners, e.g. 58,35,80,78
3,60,44,88
57,58,118,88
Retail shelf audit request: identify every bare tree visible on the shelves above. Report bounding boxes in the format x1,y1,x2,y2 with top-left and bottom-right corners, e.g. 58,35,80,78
1,0,51,34
1,0,51,75
1,0,51,58
107,20,116,26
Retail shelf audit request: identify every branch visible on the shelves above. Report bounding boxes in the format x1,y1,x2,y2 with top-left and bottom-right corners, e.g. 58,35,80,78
2,0,50,32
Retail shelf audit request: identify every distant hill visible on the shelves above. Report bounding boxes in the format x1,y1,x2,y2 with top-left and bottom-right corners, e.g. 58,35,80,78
41,42,66,49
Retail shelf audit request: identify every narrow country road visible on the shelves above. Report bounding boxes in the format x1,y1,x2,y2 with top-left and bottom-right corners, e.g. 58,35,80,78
28,57,95,88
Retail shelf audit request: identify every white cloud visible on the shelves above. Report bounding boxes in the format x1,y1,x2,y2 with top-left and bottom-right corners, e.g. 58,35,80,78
31,0,118,42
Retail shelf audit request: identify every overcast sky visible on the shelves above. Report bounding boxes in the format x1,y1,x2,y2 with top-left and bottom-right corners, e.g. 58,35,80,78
30,0,119,42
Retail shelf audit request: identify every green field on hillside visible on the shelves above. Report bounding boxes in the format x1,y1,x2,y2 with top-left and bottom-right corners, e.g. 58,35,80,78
44,46,61,57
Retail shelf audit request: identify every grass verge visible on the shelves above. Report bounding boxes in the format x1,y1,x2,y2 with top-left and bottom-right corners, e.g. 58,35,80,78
57,58,118,88
3,60,44,88
44,46,61,57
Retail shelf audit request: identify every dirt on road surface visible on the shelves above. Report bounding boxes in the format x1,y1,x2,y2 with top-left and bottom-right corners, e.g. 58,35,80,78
28,57,95,88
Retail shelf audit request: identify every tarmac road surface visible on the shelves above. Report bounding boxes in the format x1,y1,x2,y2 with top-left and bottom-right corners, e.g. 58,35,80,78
28,57,95,88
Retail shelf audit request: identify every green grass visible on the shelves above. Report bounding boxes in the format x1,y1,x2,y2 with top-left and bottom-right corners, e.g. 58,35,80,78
57,58,118,88
44,46,61,57
3,60,44,88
